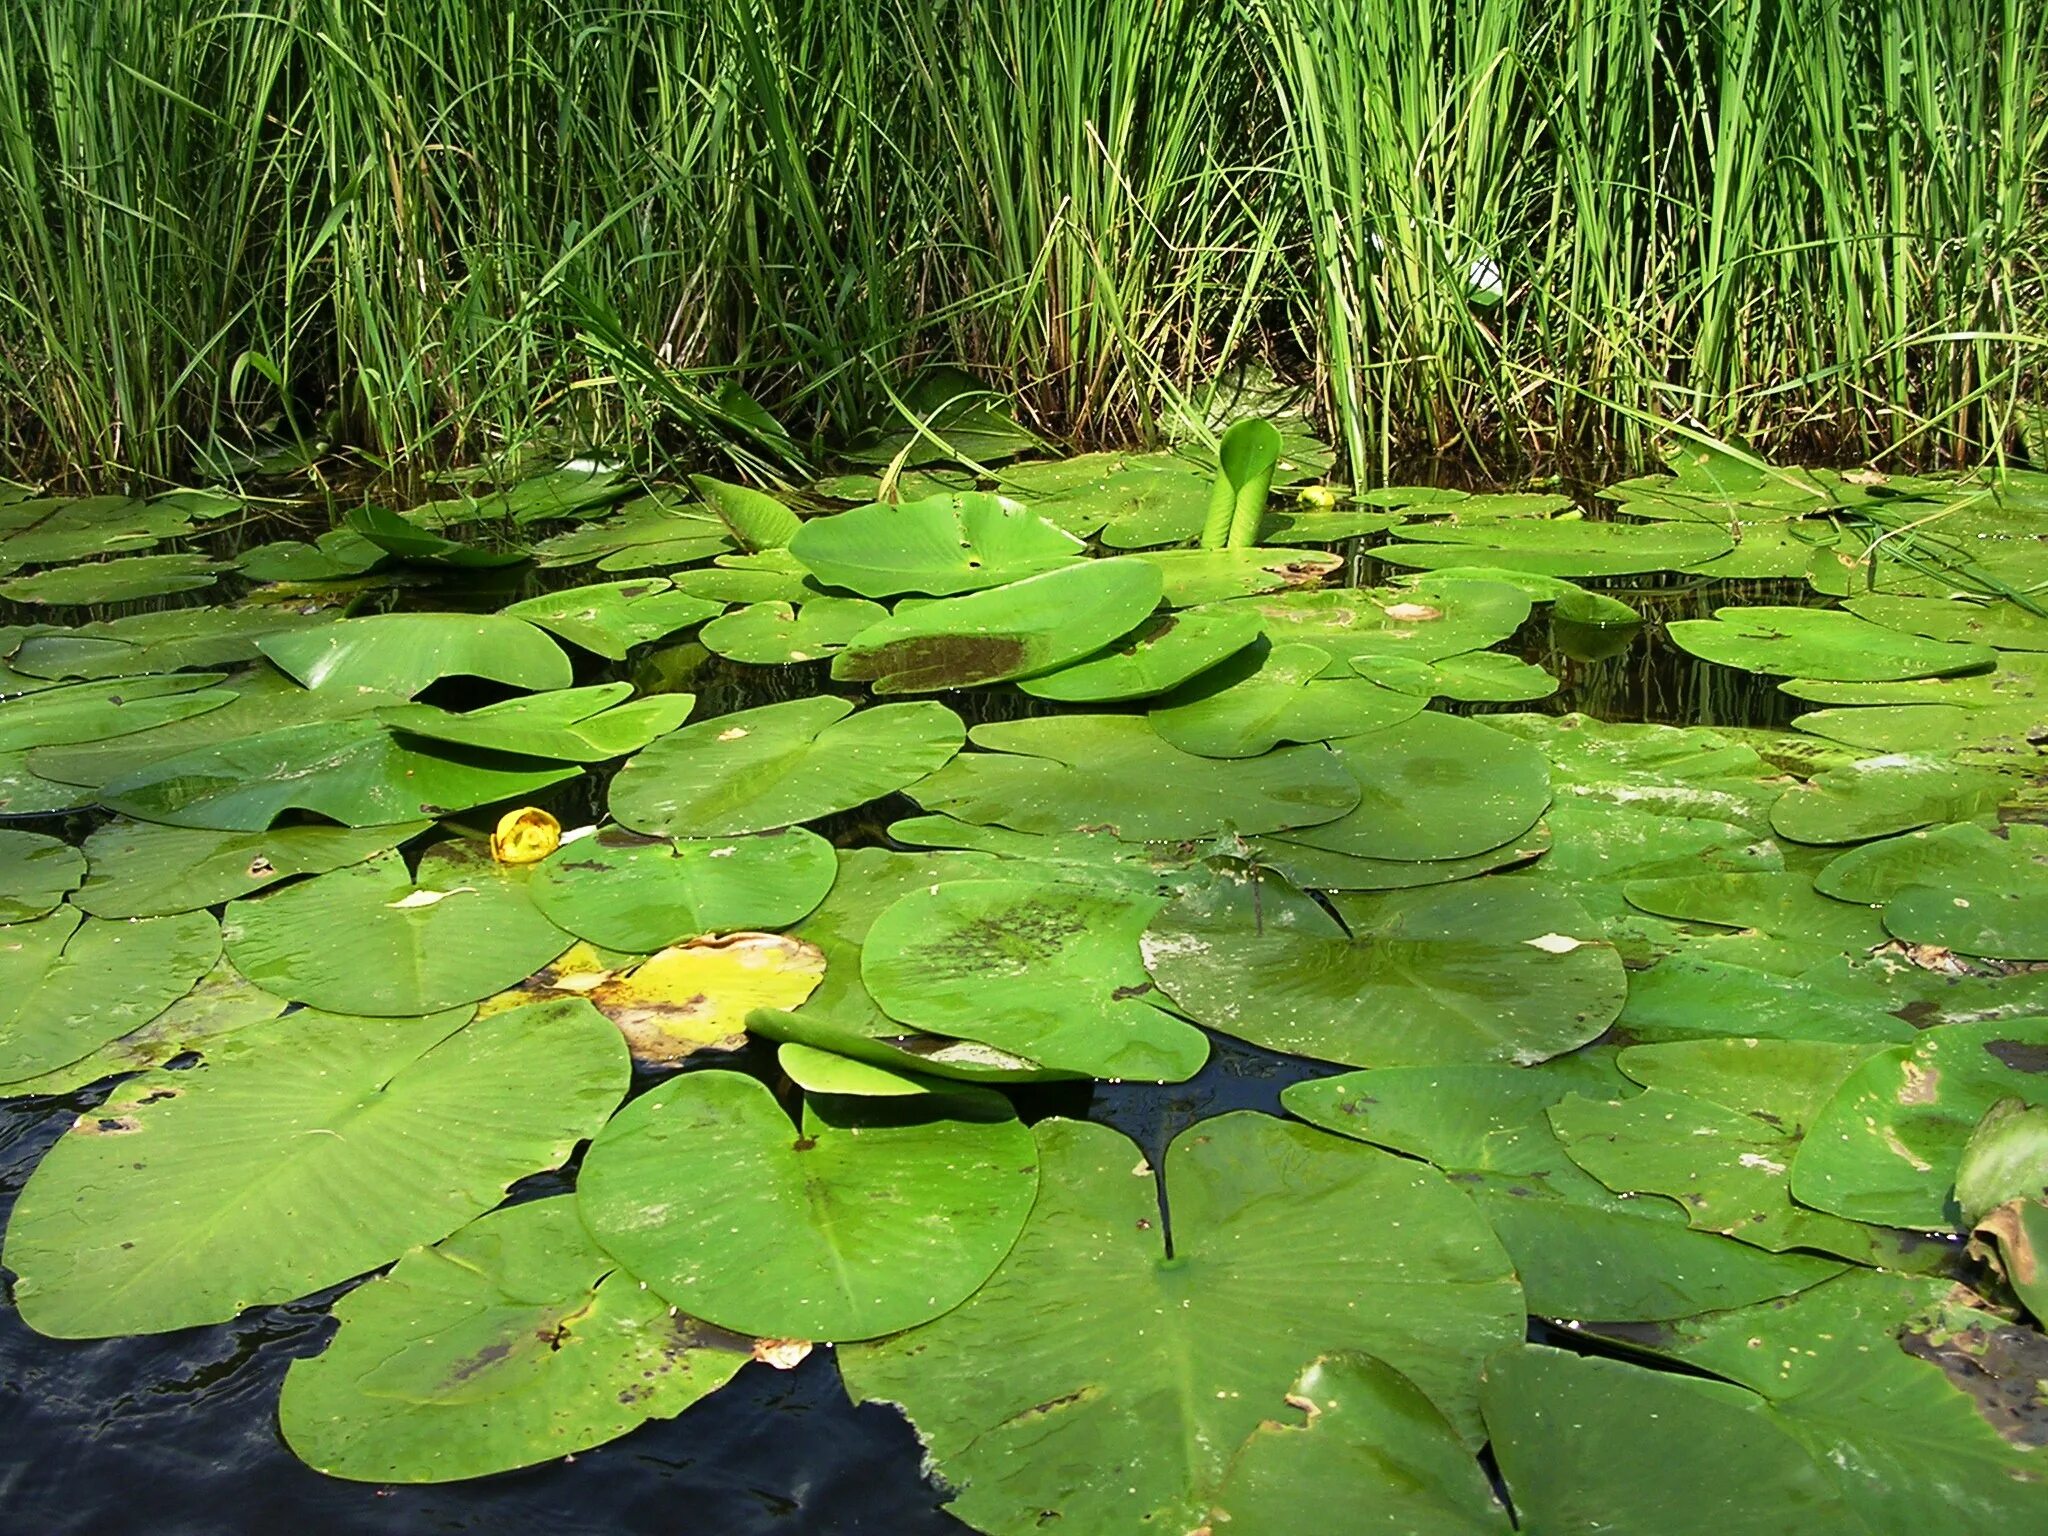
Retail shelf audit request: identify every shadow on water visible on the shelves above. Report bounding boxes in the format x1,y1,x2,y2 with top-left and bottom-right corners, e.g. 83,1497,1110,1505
0,484,1840,1534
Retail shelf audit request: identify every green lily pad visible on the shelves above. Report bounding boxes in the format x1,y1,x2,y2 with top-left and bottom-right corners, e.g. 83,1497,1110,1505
1377,517,1734,576
1667,606,1996,681
1353,650,1558,703
838,1113,1523,1534
789,492,1081,597
996,450,1210,542
863,877,1207,1081
502,578,722,659
1247,821,1552,893
1274,711,1550,862
0,672,234,752
1816,822,2037,904
1148,642,1425,757
1769,754,2008,844
775,1042,935,1097
74,819,430,917
223,849,572,1015
240,528,388,582
700,597,888,664
1131,547,1341,606
1142,871,1623,1067
1285,1058,1847,1321
280,1196,751,1483
1483,1347,1868,1535
609,696,964,837
670,549,825,605
530,496,732,570
1845,593,2048,652
377,683,694,762
1260,507,1402,544
344,505,528,569
531,826,836,951
831,558,1162,693
1549,1040,1908,1262
259,613,573,697
1203,1350,1510,1533
0,495,194,564
1,552,226,605
1015,607,1264,702
3,999,627,1337
907,713,1358,840
0,957,286,1097
1219,581,1531,673
689,474,801,551
0,829,85,921
746,848,1076,1084
406,464,632,529
577,1070,1038,1341
1791,1018,2048,1227
0,907,222,1085
102,719,575,829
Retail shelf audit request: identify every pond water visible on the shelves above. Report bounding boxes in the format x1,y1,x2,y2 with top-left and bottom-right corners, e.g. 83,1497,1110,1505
2,452,2045,1533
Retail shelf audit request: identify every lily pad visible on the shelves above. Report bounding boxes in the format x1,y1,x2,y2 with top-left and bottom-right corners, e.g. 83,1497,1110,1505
222,849,572,1015
831,558,1162,693
863,877,1207,1081
1274,711,1550,862
907,713,1358,840
1791,1018,2048,1227
344,505,529,569
1131,547,1340,606
1148,643,1425,757
1377,517,1734,576
530,495,731,571
1,552,226,605
1220,581,1531,674
0,672,234,752
789,493,1081,597
1202,1353,1511,1534
102,719,575,830
279,1197,751,1482
531,826,837,950
1770,754,2008,845
1142,871,1623,1067
1845,593,2048,652
258,613,573,697
0,495,194,564
240,528,389,582
577,1070,1038,1341
996,450,1210,542
838,1113,1523,1533
74,819,430,918
1353,650,1558,703
0,907,222,1085
609,696,964,837
0,829,85,921
502,579,722,659
1015,607,1264,702
689,474,801,551
3,1000,627,1337
700,597,888,664
1667,607,1995,681
377,684,693,762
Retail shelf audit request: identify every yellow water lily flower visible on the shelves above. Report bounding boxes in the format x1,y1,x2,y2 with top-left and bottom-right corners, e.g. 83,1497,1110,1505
490,806,561,864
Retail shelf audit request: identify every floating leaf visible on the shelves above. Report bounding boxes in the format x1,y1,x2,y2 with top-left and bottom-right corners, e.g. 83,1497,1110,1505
7,604,340,681
1273,711,1550,861
789,493,1081,597
1131,547,1340,606
0,907,221,1085
259,613,572,697
1847,593,2048,652
378,683,693,762
502,578,721,659
4,1000,627,1336
1203,1353,1510,1534
0,829,85,921
344,505,528,569
1,552,225,605
1770,754,2008,844
996,450,1210,542
223,849,571,1015
775,1042,934,1098
530,495,731,570
1247,822,1552,893
700,597,888,664
863,877,1207,1081
531,826,837,951
103,719,575,830
1667,606,1995,681
0,494,193,564
839,1114,1523,1533
280,1197,751,1482
610,696,964,837
1791,1018,2048,1227
1015,607,1264,702
831,558,1162,693
578,1070,1038,1341
74,819,429,917
689,474,801,552
1143,871,1623,1067
1148,642,1424,757
1377,517,1734,576
908,713,1358,840
0,672,233,752
240,527,388,582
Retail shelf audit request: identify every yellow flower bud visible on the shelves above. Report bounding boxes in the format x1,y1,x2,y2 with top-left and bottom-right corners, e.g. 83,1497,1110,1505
490,807,561,865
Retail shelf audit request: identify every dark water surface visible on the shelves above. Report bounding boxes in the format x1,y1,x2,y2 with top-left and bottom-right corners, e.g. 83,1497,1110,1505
0,505,1818,1534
